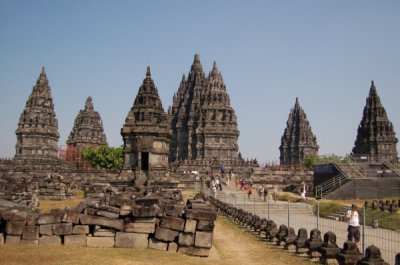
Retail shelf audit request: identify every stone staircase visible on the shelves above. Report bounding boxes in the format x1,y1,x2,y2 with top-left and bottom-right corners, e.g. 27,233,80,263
327,205,351,221
335,162,365,178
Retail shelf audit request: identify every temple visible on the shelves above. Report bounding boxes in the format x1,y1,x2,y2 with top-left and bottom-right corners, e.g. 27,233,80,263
120,67,171,186
65,96,108,167
352,81,398,163
279,97,319,165
15,66,60,159
169,55,240,164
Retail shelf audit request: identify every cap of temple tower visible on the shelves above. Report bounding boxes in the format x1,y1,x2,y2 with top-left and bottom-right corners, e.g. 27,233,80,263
352,81,398,162
15,66,59,159
279,98,318,165
190,53,203,74
67,96,107,147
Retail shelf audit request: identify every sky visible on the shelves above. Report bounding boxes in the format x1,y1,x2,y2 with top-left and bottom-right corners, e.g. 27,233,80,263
0,1,399,165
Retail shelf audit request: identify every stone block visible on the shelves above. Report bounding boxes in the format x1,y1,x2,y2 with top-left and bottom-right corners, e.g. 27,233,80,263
79,214,124,230
85,208,97,215
168,242,178,252
184,209,217,221
2,209,27,221
86,236,115,248
0,233,3,245
184,219,197,233
20,239,38,245
99,205,120,213
5,235,21,244
72,225,89,235
154,227,179,242
124,222,155,234
38,213,61,225
96,210,119,219
148,238,168,251
195,231,213,248
178,232,194,246
6,221,25,235
94,227,116,237
40,224,53,236
186,246,211,257
196,220,214,231
52,223,72,235
64,234,87,247
22,226,39,240
26,215,38,226
160,216,185,231
115,232,148,248
63,210,80,224
120,210,131,217
39,235,61,246
177,246,189,254
132,205,162,218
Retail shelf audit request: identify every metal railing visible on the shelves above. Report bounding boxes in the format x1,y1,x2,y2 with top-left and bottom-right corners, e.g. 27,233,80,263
315,173,350,198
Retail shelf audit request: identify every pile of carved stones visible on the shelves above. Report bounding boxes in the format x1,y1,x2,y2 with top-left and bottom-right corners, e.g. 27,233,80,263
369,200,399,213
210,196,391,265
0,191,216,257
0,175,40,209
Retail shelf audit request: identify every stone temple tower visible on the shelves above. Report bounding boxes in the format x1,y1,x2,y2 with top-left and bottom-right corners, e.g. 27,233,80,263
66,96,108,167
279,98,319,165
15,66,60,159
120,67,170,185
169,54,240,163
352,81,398,163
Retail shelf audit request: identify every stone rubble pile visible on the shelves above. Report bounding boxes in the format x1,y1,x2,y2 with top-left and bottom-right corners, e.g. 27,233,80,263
0,192,216,257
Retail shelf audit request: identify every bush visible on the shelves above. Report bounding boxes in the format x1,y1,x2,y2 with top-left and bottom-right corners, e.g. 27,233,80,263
81,145,123,170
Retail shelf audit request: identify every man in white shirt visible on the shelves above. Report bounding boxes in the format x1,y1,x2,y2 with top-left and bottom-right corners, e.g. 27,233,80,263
346,204,361,251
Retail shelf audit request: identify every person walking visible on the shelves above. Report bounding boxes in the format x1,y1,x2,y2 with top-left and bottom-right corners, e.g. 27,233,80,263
262,185,268,203
247,186,252,200
346,204,361,252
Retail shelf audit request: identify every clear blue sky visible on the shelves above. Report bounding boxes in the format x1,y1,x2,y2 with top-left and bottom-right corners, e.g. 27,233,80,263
1,1,399,164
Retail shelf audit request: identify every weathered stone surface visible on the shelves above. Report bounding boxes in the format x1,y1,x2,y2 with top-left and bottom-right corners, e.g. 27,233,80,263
38,213,62,225
184,219,197,233
5,235,21,244
179,232,194,247
96,210,119,219
195,231,213,248
94,227,116,237
357,245,389,265
22,226,39,240
186,246,211,257
52,223,72,235
20,239,38,245
168,242,178,252
79,214,124,230
5,220,25,236
132,205,162,218
64,234,87,247
40,224,53,236
160,216,185,231
85,208,97,216
177,246,189,254
39,235,61,246
63,210,80,224
115,232,148,248
184,209,216,221
154,227,179,242
0,233,4,245
148,237,168,251
1,209,27,221
124,222,155,234
86,236,115,248
72,225,89,234
196,220,214,231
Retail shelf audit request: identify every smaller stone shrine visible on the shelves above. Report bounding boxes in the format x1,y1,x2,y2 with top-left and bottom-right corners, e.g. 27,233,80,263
120,67,171,187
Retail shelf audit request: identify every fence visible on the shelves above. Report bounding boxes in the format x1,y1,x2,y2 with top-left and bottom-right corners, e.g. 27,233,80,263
199,184,399,265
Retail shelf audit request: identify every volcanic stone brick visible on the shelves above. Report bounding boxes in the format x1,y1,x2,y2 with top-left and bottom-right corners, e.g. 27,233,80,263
1,209,27,221
184,209,216,221
132,205,162,218
22,226,39,240
6,221,25,235
39,235,62,246
40,224,53,236
64,234,87,247
96,210,119,219
79,214,124,230
184,219,197,233
196,220,214,231
5,235,21,244
94,227,116,237
85,208,97,215
115,232,148,248
86,236,115,248
160,216,185,231
52,223,72,235
63,210,80,224
179,232,194,246
72,225,89,234
38,213,62,225
195,231,213,248
186,246,211,257
154,227,179,242
0,233,3,245
168,242,178,252
20,239,38,245
148,238,168,251
124,222,155,234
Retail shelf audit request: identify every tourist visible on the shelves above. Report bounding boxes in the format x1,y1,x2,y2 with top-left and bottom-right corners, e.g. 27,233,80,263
210,177,215,189
247,186,252,200
346,204,361,252
215,177,221,191
240,177,245,190
300,181,307,202
235,177,240,190
262,185,267,202
220,163,225,177
258,185,263,201
273,186,278,202
212,183,217,198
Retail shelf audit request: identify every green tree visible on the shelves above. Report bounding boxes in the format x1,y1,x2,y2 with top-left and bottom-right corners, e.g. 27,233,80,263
303,155,318,170
81,145,123,170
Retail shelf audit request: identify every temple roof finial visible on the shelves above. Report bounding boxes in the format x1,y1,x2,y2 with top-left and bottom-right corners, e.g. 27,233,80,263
41,66,46,74
194,54,200,63
85,96,93,110
146,66,151,77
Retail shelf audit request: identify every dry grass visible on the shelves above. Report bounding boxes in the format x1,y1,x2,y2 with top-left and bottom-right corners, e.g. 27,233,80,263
38,190,85,213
